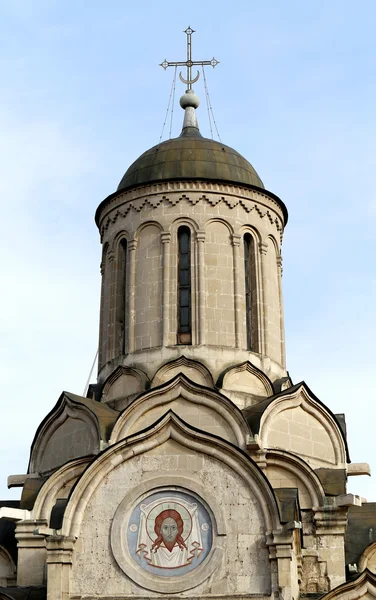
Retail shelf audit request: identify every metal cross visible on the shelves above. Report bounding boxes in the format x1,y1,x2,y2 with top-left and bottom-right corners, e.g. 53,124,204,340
160,26,219,90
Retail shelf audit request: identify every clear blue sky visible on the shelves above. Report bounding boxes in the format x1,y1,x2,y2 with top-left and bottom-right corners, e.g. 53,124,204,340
0,1,375,500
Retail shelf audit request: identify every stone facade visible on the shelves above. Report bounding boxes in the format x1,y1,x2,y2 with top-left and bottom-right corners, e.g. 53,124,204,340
0,65,375,600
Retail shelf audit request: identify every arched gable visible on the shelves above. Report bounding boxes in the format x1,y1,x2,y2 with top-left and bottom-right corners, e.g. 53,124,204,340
0,546,15,587
29,392,118,476
62,411,281,537
359,543,376,574
101,365,149,403
59,412,282,597
218,360,274,407
151,356,214,389
250,383,348,469
32,457,91,523
110,374,249,448
321,569,376,600
265,449,326,509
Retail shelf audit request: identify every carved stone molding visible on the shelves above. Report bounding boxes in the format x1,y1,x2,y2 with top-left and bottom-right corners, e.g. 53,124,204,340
97,182,285,240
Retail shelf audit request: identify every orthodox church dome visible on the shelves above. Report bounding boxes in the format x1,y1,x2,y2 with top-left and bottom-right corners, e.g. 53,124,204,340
117,92,264,192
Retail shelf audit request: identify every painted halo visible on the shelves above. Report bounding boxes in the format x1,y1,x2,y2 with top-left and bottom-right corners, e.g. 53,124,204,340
127,490,213,577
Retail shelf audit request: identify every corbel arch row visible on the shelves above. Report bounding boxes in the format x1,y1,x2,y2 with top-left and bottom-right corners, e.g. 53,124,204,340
60,412,281,538
204,217,234,235
109,373,249,448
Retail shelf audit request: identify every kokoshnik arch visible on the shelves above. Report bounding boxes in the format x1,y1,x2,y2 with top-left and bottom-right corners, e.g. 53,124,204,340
0,26,375,600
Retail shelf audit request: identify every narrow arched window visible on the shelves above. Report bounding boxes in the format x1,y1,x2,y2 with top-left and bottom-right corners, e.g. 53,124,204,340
177,227,191,344
120,239,127,354
244,233,253,350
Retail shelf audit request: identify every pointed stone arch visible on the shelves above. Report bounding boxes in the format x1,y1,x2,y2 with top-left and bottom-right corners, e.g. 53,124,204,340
110,373,249,448
265,449,326,509
29,392,118,476
255,383,348,468
218,360,274,407
321,569,376,600
101,365,149,403
359,543,376,574
0,546,16,587
61,411,281,539
32,457,91,522
151,356,214,389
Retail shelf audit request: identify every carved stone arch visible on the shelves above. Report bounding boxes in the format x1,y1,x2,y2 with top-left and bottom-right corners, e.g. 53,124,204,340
170,216,199,233
204,217,234,235
112,228,130,249
267,233,280,253
218,361,274,407
359,543,376,574
265,449,326,509
205,219,236,347
29,394,102,476
101,365,149,404
151,355,214,388
62,411,281,539
259,383,348,468
320,569,376,600
32,456,91,522
134,218,163,240
110,373,249,447
0,546,16,587
239,224,262,245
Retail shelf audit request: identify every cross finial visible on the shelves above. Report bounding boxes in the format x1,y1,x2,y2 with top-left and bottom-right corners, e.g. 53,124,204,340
160,26,219,92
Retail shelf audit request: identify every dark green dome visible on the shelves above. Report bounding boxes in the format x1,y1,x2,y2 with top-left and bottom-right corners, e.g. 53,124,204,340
117,127,264,191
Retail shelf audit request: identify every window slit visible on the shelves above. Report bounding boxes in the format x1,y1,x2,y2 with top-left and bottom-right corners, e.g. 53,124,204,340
177,227,191,344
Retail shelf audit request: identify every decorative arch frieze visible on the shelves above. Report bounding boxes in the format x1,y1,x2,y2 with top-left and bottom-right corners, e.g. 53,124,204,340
204,217,234,235
101,365,149,402
151,355,214,389
134,218,163,239
170,216,199,233
97,181,285,241
110,373,249,448
218,360,274,399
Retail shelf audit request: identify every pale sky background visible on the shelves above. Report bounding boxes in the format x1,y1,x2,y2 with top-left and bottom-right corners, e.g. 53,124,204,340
0,1,375,501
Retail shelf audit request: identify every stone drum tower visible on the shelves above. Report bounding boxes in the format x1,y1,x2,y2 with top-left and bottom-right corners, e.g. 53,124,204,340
1,27,375,600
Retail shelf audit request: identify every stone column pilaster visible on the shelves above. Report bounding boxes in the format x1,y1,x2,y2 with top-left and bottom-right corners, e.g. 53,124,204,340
196,231,206,345
46,535,76,600
313,507,348,590
106,249,115,363
15,520,47,586
277,253,286,368
267,530,296,600
259,241,269,358
161,232,171,347
127,239,138,353
232,234,243,349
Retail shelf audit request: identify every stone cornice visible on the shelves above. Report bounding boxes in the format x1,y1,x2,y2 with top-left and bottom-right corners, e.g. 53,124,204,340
95,180,286,239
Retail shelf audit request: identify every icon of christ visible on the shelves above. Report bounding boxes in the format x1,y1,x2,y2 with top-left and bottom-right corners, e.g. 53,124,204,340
135,497,204,569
